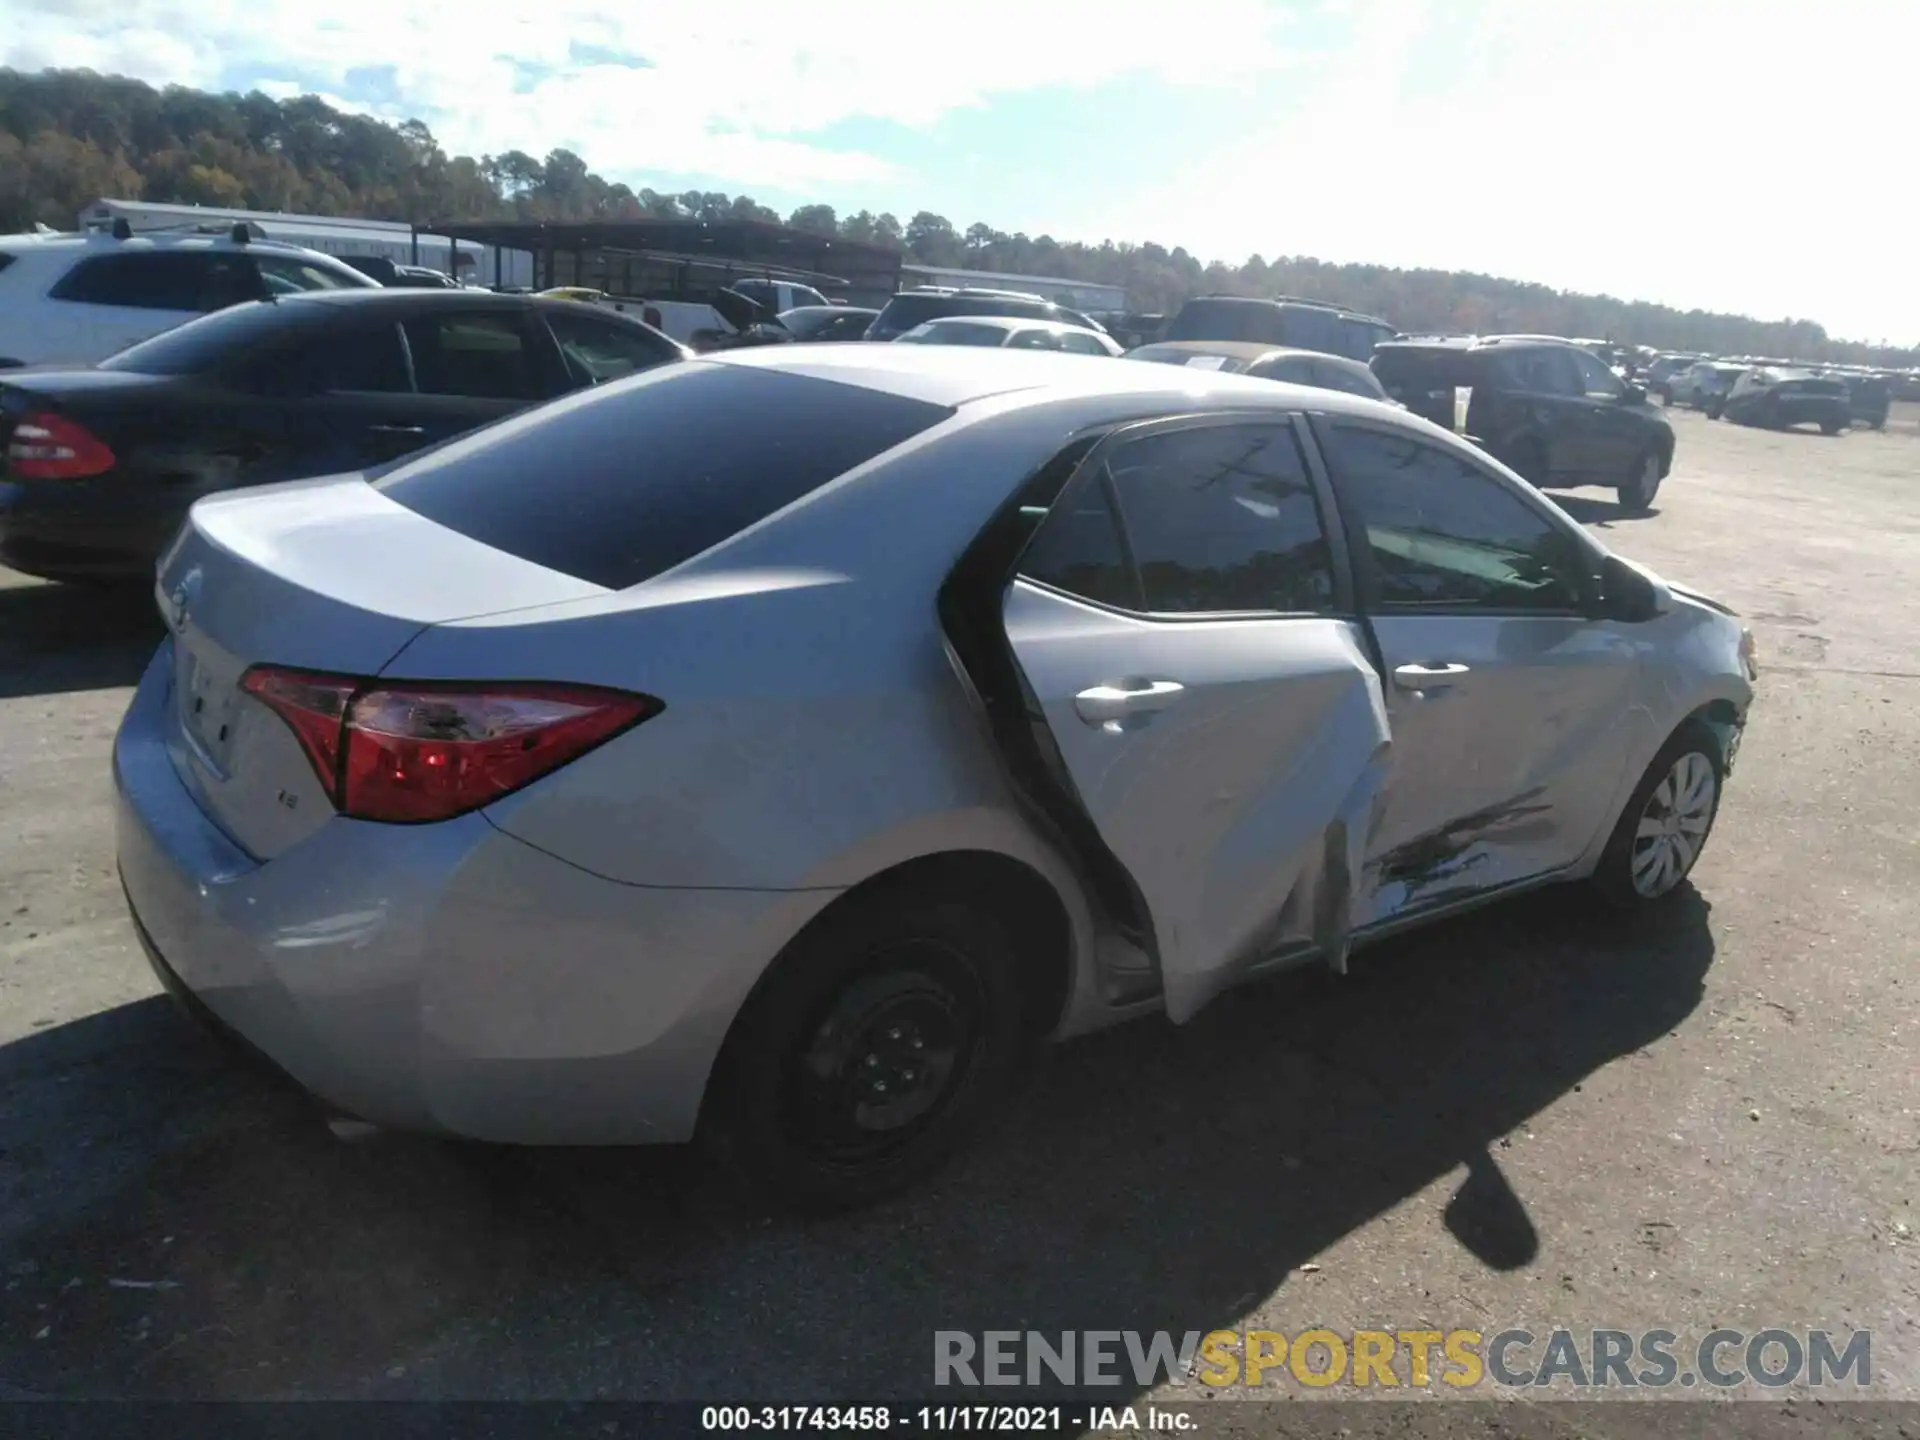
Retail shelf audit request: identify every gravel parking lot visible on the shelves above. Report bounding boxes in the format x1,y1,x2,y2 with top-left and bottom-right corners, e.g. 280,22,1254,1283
0,403,1915,1426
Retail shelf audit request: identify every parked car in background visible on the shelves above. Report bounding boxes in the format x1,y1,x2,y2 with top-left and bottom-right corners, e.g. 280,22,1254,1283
0,222,378,367
864,288,1096,342
1840,371,1891,430
895,316,1123,356
778,305,880,343
1126,340,1390,401
1669,361,1749,412
116,344,1754,1213
729,277,832,315
341,256,464,289
1642,353,1702,402
1161,295,1395,363
1719,367,1851,433
1371,335,1674,510
0,289,688,582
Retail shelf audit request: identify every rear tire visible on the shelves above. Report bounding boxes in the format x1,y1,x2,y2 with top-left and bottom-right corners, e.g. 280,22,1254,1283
1617,446,1664,512
1819,418,1843,436
700,892,1026,1214
1592,721,1724,909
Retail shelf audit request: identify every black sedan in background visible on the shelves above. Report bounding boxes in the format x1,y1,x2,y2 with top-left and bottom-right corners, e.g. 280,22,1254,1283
0,289,688,582
1719,367,1851,433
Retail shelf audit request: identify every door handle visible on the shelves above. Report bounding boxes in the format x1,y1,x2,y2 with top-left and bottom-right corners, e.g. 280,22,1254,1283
368,424,427,437
1074,679,1185,725
1392,662,1470,692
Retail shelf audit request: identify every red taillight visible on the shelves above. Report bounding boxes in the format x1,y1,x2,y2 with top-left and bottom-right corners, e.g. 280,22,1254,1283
7,411,116,480
241,667,659,824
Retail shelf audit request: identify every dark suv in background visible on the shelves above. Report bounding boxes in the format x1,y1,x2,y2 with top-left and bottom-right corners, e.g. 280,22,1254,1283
1371,335,1675,511
1161,295,1395,363
864,288,1101,342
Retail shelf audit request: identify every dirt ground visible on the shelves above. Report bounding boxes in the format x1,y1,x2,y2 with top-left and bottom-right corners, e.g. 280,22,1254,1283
0,400,1915,1435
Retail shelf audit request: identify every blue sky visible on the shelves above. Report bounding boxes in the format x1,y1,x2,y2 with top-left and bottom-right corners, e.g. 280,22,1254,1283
10,0,1917,343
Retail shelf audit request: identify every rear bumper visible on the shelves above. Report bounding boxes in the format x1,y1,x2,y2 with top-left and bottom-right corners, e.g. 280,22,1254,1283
113,642,839,1145
0,480,185,579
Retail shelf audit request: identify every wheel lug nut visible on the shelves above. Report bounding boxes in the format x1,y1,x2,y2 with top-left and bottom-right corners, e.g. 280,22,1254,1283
888,1028,902,1040
911,1037,924,1050
865,1054,879,1067
874,1081,888,1093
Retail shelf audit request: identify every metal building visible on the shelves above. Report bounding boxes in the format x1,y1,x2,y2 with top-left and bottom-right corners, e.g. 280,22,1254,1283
76,199,533,287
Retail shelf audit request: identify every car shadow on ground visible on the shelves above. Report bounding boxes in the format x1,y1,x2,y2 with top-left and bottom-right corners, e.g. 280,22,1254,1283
0,887,1713,1402
0,577,160,700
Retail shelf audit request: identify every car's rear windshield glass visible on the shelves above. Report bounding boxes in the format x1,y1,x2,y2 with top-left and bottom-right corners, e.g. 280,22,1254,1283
97,299,335,374
1370,347,1471,388
373,362,953,589
1165,301,1285,344
879,294,1049,328
906,321,1009,346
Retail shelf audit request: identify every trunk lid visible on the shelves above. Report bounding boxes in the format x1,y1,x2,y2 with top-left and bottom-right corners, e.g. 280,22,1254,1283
156,474,608,860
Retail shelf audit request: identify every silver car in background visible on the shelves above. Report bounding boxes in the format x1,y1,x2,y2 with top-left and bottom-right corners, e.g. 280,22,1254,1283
115,347,1756,1210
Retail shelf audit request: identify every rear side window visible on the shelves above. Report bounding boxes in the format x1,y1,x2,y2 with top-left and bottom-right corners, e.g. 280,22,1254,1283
51,251,261,312
1166,301,1285,344
98,299,334,374
374,363,952,589
903,321,1007,347
240,322,412,396
1019,423,1335,615
403,312,540,399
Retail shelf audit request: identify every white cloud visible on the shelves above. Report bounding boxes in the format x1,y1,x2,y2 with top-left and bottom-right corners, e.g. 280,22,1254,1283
3,0,1305,191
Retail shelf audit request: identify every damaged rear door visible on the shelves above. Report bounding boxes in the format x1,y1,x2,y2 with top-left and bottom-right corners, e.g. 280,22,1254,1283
993,416,1392,1022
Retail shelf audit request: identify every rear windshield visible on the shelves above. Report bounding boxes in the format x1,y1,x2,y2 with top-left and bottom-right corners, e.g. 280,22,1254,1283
1370,346,1473,390
373,362,952,589
97,299,335,374
903,321,1009,346
877,294,1052,330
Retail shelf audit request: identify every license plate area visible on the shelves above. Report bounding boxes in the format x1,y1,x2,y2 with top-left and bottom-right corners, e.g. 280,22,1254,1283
173,638,242,775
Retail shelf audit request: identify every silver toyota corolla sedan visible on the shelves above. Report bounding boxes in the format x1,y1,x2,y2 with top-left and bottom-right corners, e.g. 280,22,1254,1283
115,345,1757,1210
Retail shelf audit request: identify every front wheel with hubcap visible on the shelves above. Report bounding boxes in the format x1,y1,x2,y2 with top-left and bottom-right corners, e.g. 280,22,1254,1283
1593,722,1724,907
1617,448,1664,512
700,893,1026,1213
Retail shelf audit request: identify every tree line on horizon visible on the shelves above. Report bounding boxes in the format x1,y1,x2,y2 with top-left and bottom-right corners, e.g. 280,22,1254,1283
2,67,1907,366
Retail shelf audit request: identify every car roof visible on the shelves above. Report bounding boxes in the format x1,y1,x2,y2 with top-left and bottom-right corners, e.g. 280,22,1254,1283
0,228,343,262
704,340,1401,416
783,304,878,317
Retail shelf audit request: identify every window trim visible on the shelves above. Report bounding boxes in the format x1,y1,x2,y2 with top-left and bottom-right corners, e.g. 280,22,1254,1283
1013,409,1356,624
1304,411,1604,620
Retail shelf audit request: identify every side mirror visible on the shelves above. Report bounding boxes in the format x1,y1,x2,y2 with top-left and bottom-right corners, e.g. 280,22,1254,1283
1595,553,1670,622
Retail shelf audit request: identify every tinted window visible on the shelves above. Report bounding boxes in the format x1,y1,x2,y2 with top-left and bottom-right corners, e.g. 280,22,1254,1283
403,312,539,399
1323,425,1588,612
780,308,842,340
1312,360,1388,400
1278,306,1340,354
789,284,829,309
1570,348,1625,399
1166,300,1285,344
546,308,679,385
1017,471,1139,610
374,364,951,589
1337,318,1393,361
1493,348,1579,396
97,299,334,374
1253,356,1317,384
1109,424,1334,614
51,251,260,312
240,322,412,396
